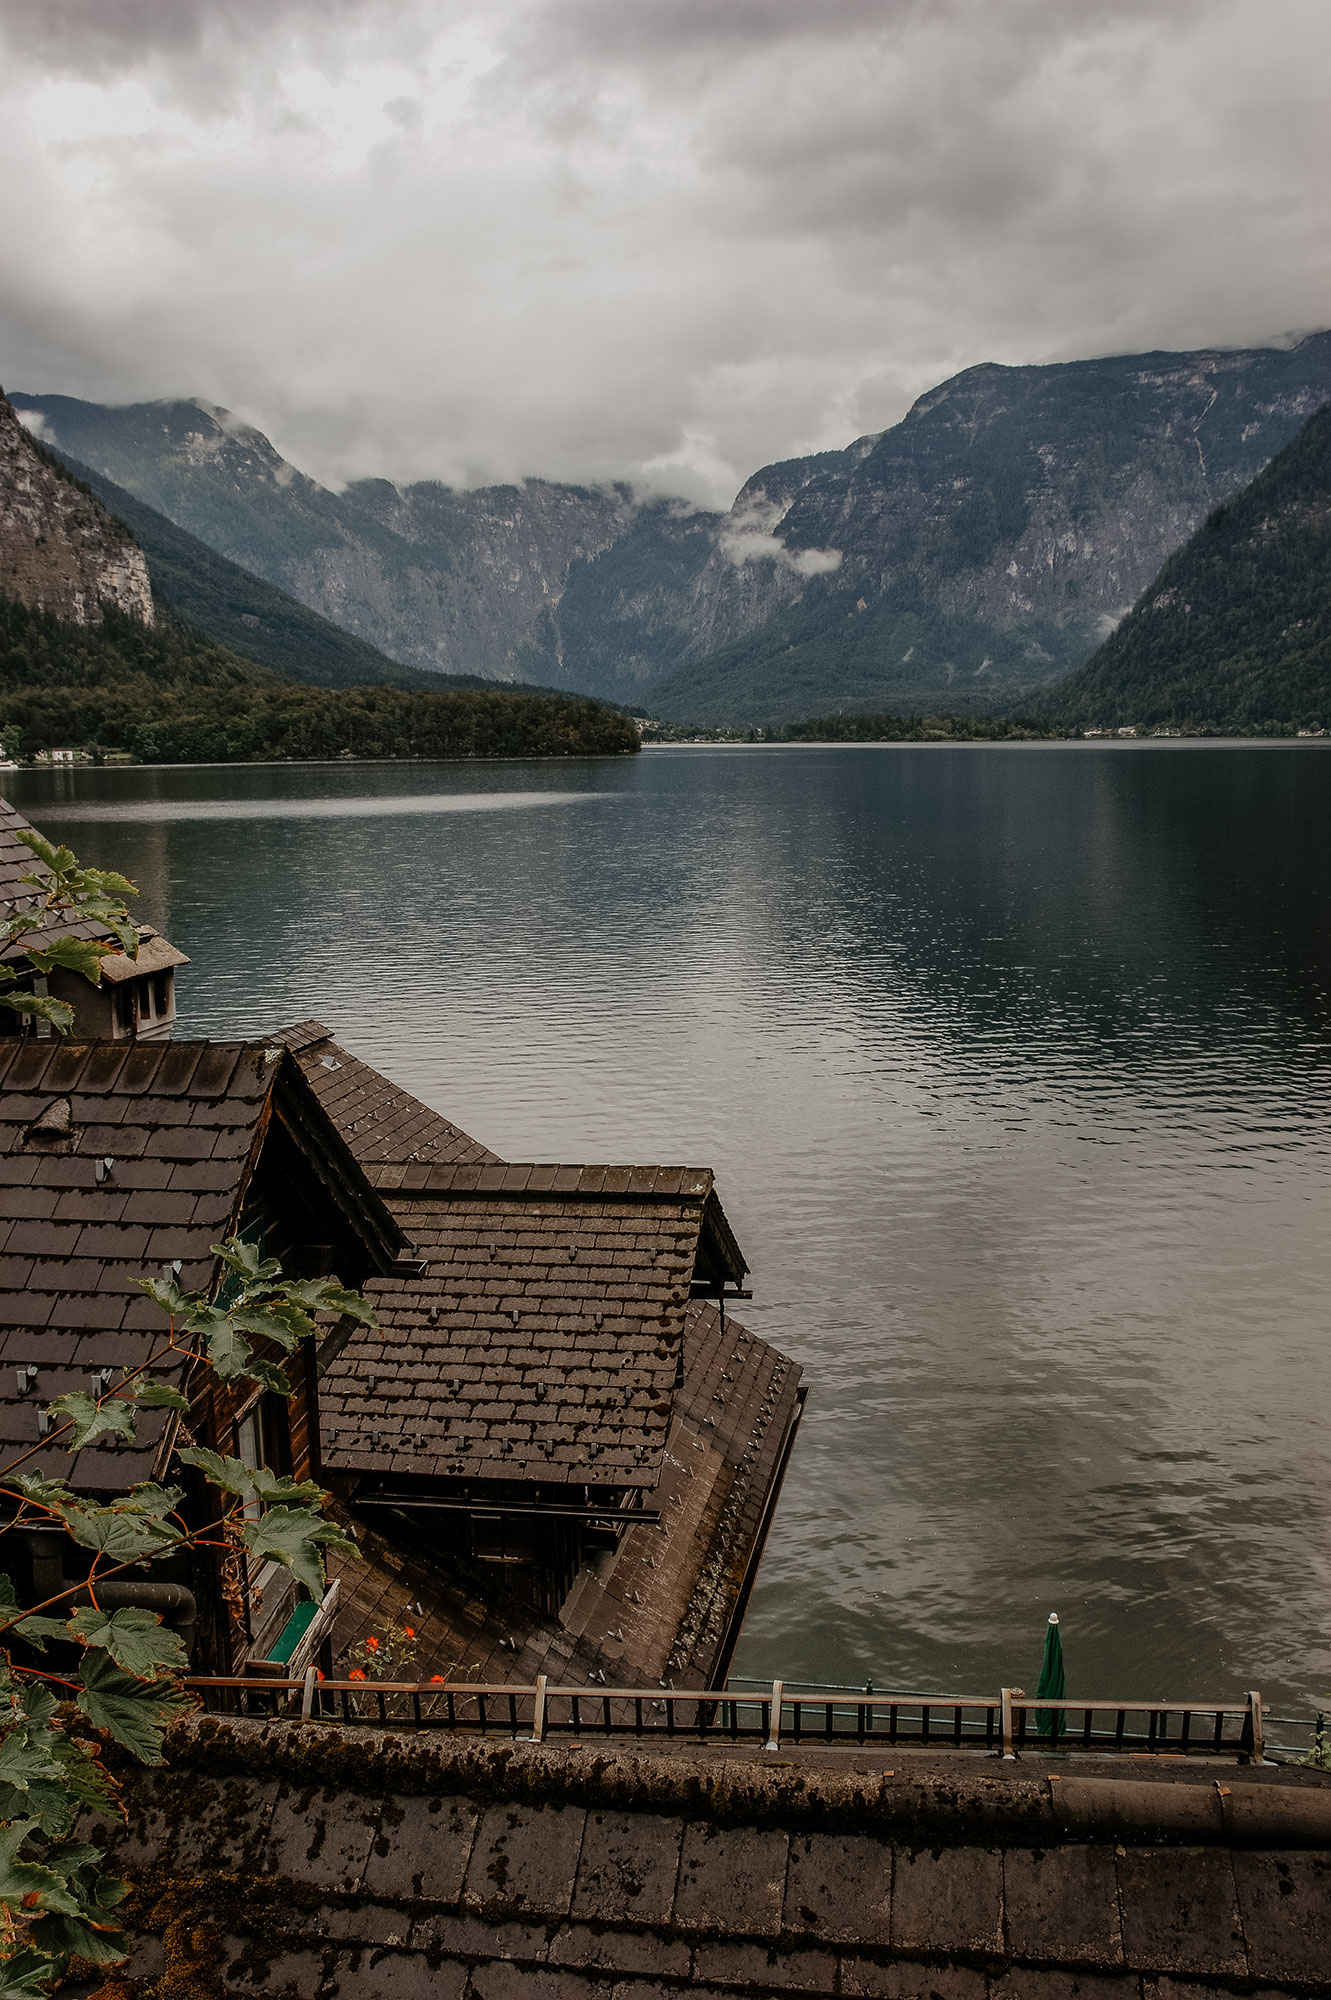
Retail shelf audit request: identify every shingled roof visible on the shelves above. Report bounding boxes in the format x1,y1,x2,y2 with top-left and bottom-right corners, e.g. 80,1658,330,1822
327,1297,804,1688
320,1181,716,1487
273,1021,496,1170
0,1035,408,1491
0,796,188,986
0,796,107,961
0,1037,283,1487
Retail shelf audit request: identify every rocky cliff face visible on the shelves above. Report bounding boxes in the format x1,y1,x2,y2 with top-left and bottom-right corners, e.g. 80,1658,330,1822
9,395,634,682
650,334,1331,720
0,393,153,626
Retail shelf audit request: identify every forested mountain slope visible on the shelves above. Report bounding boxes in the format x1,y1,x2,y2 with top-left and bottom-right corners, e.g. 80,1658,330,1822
1037,402,1331,730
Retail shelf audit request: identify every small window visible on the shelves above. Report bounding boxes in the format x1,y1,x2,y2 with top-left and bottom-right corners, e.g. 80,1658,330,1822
114,986,135,1036
153,972,171,1017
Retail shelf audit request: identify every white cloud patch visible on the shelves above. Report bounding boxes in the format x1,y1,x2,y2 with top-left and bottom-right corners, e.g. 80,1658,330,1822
0,0,1326,506
720,498,842,576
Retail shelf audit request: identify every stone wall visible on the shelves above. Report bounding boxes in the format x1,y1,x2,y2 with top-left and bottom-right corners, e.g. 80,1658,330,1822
85,1719,1331,1999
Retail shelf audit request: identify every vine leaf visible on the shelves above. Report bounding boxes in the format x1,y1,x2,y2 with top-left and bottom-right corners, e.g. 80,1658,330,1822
0,1945,58,1999
242,1507,355,1596
45,1395,137,1452
22,938,109,986
130,1381,191,1412
0,1819,79,1918
67,1608,188,1681
76,1651,193,1766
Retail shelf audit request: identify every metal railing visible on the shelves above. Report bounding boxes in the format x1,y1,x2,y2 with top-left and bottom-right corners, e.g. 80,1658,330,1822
184,1673,1267,1761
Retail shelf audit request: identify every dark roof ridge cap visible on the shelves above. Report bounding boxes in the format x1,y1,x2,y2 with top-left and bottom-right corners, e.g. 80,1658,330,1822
269,1019,333,1053
373,1163,716,1199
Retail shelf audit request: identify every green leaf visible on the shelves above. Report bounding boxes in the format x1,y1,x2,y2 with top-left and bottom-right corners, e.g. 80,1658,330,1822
76,1650,192,1766
204,1321,252,1380
0,1818,79,1918
7,1475,74,1508
0,1946,57,1999
12,830,66,872
173,1446,251,1495
0,993,74,1032
240,1357,293,1396
23,937,109,985
211,1237,281,1284
124,1482,184,1521
44,1394,137,1452
62,1497,179,1564
130,1380,190,1412
133,1273,189,1317
13,1616,71,1650
0,1729,62,1798
27,1908,127,1968
67,1607,187,1680
281,1279,380,1328
227,1305,303,1353
242,1508,354,1597
249,1467,325,1506
48,1735,119,1818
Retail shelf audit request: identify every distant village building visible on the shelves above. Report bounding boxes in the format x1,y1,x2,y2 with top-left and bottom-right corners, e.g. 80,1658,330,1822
0,800,803,1689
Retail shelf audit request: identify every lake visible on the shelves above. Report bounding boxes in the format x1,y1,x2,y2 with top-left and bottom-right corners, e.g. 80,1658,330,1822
11,743,1331,1716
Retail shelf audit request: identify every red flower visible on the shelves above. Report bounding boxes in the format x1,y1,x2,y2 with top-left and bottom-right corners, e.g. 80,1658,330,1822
365,1635,379,1652
348,1668,366,1682
315,1670,325,1682
429,1674,445,1684
403,1626,415,1640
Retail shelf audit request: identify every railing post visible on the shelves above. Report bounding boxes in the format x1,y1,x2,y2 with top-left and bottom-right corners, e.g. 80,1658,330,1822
765,1679,783,1753
299,1665,317,1723
531,1674,548,1744
1244,1690,1265,1765
1001,1688,1021,1760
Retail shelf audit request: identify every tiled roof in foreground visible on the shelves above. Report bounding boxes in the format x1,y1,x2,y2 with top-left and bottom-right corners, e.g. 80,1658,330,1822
328,1298,804,1689
320,1183,708,1486
0,1036,281,1486
274,1020,497,1170
102,1718,1331,2000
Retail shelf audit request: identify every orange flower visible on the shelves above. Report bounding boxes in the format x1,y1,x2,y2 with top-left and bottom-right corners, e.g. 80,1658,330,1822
348,1668,366,1681
429,1674,445,1684
403,1626,415,1640
365,1635,379,1651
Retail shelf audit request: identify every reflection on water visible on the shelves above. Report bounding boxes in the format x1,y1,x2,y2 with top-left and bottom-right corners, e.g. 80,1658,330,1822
43,790,606,823
11,745,1331,1709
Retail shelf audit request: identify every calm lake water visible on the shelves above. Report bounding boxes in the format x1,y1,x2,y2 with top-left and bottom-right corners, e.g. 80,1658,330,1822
11,744,1331,1714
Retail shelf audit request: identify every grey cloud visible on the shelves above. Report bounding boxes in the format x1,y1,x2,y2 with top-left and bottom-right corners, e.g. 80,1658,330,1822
0,0,1326,508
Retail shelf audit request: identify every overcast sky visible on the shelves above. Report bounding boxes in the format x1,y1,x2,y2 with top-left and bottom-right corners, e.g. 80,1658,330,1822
0,0,1326,506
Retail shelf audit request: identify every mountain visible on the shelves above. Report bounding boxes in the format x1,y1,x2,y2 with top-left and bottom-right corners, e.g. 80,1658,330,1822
15,333,1331,724
1036,402,1331,730
9,393,649,686
0,392,152,628
646,334,1331,723
53,455,455,692
0,393,637,761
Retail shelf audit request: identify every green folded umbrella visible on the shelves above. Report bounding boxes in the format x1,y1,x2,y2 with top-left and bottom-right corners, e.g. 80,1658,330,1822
1035,1612,1065,1741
